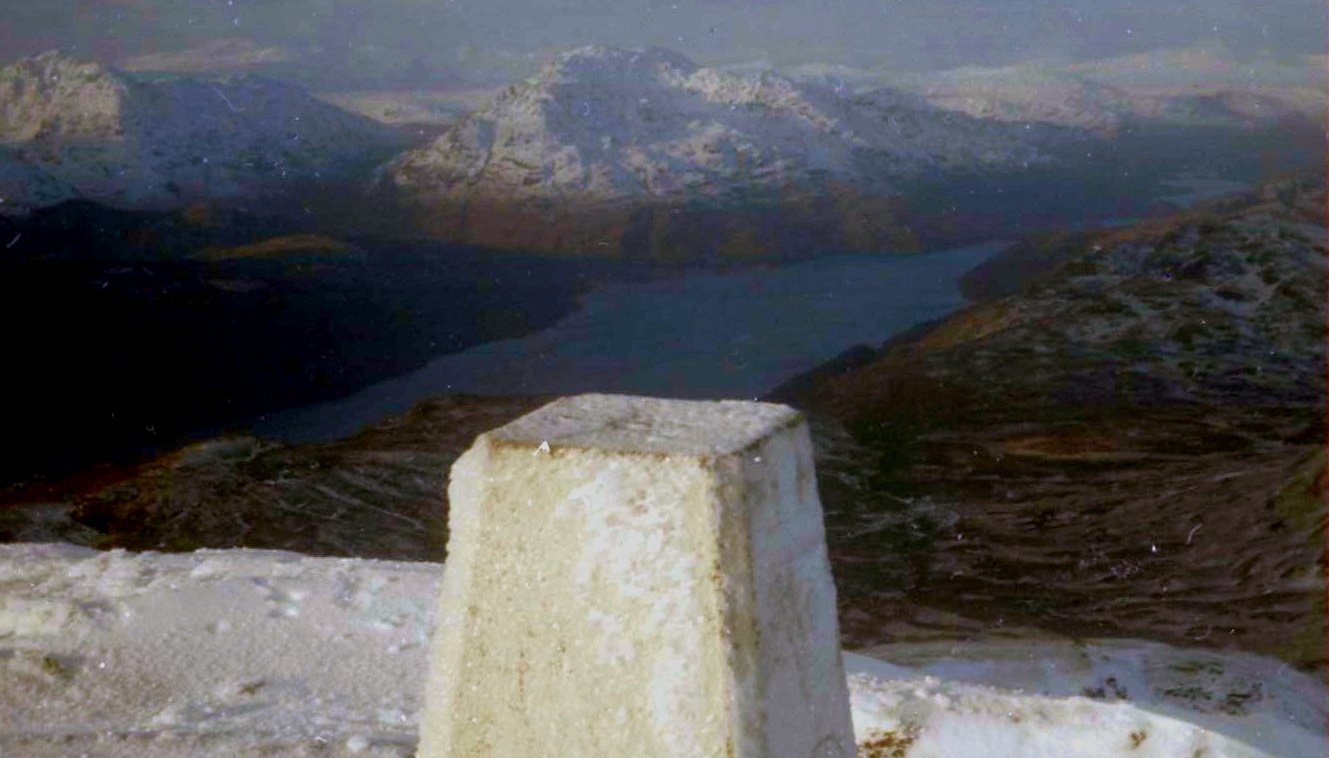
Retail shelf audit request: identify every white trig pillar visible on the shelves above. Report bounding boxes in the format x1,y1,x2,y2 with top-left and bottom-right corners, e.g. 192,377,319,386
419,394,855,758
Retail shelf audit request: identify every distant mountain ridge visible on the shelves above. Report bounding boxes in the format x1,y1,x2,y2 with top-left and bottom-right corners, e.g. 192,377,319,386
385,46,1050,260
786,45,1329,135
0,52,407,213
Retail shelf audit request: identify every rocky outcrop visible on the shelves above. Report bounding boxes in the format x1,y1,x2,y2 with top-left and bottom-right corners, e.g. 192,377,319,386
0,52,408,213
385,46,1045,260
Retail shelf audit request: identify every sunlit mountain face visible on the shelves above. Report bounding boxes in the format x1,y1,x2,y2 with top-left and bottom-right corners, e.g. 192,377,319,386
0,3,1324,754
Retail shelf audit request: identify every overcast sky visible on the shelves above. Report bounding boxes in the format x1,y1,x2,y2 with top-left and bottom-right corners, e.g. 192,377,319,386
3,0,1325,89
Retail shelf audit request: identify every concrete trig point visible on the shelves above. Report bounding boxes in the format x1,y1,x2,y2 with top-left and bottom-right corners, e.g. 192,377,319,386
420,394,855,758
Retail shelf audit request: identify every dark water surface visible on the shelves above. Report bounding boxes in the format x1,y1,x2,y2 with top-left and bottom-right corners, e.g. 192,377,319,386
255,241,1006,443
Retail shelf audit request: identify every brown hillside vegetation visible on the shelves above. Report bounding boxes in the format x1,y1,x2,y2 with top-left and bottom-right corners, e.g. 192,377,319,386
803,178,1327,670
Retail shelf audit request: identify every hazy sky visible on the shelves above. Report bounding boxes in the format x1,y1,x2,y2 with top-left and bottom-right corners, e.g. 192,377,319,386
3,0,1325,88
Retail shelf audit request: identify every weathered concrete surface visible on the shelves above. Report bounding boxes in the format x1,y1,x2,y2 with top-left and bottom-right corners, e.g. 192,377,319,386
420,393,855,758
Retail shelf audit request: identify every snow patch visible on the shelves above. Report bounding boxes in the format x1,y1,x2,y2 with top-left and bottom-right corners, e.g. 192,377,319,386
0,543,1322,757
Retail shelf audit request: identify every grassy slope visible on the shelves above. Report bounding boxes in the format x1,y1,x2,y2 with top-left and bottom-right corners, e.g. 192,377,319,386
800,179,1327,669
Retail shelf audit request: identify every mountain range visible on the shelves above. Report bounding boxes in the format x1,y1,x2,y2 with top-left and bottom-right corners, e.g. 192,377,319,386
382,46,1052,259
790,45,1327,136
0,45,1322,261
0,52,407,213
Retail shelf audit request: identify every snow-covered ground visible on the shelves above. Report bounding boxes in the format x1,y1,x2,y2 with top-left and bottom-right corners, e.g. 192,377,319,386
0,543,1323,757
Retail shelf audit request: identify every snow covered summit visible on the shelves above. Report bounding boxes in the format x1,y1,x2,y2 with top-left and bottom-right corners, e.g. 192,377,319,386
385,45,1044,259
0,52,407,213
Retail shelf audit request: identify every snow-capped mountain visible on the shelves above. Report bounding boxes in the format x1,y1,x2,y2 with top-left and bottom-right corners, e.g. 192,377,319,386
385,46,1047,259
884,47,1328,135
0,52,408,213
901,71,1324,136
775,46,1327,138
